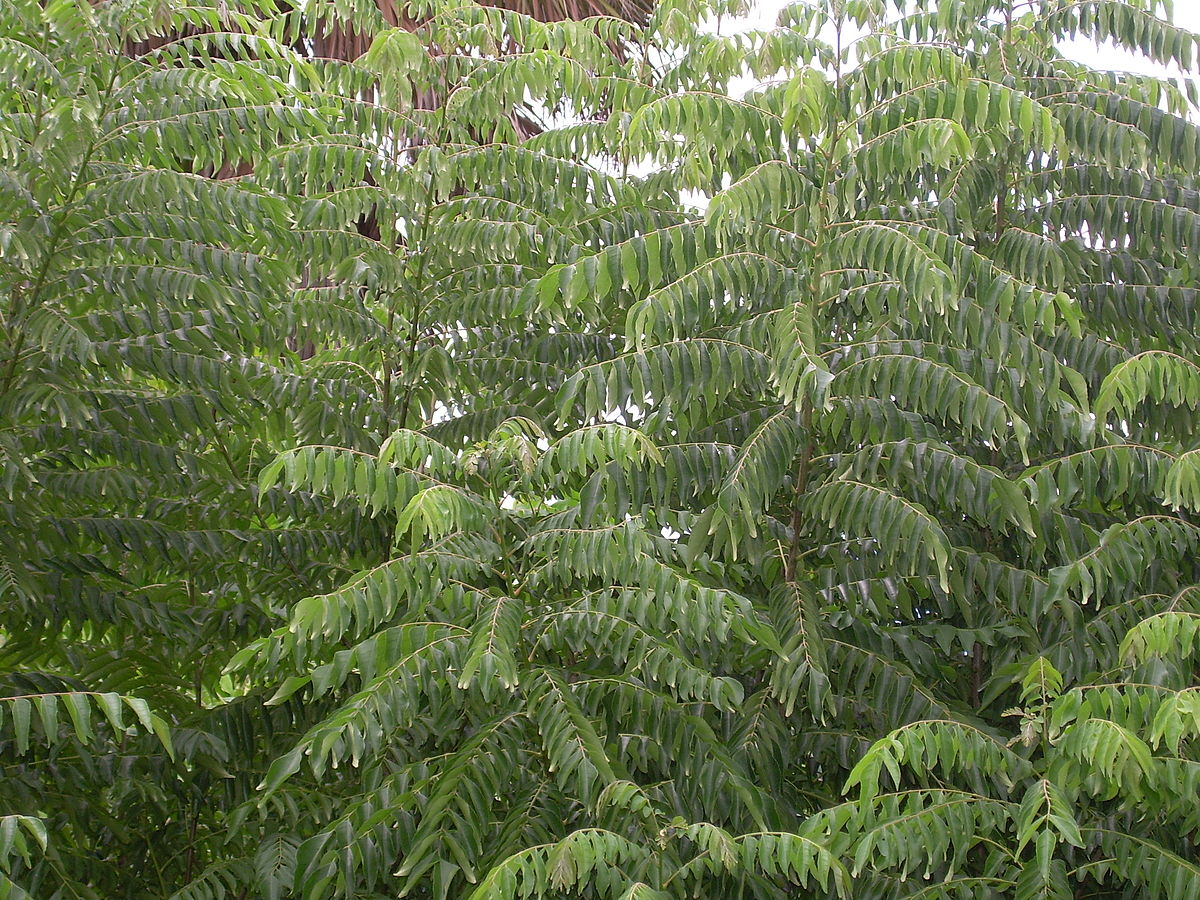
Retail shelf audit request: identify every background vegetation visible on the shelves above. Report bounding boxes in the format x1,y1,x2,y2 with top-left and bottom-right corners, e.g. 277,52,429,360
2,0,1200,896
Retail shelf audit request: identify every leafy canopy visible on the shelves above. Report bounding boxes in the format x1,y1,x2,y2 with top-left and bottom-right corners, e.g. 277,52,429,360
2,0,1200,897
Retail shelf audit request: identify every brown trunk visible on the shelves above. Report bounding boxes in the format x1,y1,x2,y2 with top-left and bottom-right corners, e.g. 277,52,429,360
969,641,984,708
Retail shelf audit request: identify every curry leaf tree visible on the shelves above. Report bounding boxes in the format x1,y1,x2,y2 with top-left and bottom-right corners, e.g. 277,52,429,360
2,0,1199,897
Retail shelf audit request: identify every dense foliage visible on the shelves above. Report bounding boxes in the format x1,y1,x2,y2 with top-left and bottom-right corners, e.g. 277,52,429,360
3,0,1200,897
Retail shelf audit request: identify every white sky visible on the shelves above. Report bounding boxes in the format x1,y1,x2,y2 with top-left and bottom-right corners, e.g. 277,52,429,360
720,1,1200,82
1059,3,1200,79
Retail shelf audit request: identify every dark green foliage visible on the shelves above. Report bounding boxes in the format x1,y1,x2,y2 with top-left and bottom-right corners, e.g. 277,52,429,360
2,0,1199,897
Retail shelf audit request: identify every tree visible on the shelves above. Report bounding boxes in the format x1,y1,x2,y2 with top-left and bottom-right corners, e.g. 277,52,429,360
2,0,1199,897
